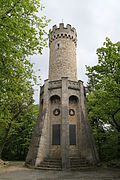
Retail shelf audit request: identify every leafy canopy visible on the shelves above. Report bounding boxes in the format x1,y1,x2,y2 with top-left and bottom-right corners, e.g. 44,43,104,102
0,0,49,157
86,38,120,131
2,104,39,161
86,38,120,160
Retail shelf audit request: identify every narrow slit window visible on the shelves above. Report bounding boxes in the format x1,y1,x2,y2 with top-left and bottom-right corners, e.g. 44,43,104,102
69,124,76,145
52,124,60,145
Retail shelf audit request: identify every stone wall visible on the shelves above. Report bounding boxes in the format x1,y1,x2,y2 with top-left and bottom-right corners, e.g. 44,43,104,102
26,79,99,167
49,24,77,81
35,81,50,166
78,80,99,164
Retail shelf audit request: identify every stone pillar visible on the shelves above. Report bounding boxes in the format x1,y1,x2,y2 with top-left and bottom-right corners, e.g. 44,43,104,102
25,87,44,166
35,79,50,166
61,77,70,169
78,80,99,164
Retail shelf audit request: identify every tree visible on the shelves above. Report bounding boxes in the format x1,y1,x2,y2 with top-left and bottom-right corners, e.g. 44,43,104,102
2,104,39,161
86,38,120,159
86,38,120,131
0,0,50,158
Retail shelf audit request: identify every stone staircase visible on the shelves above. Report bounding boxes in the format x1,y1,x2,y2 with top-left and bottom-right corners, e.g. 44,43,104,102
70,157,89,170
36,157,89,170
36,158,62,170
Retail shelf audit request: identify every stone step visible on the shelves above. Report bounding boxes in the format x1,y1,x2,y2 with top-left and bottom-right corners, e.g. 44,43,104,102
70,158,88,162
37,158,89,170
71,163,88,166
70,157,87,160
70,158,89,168
36,166,62,171
39,166,61,169
71,166,92,170
70,159,88,163
70,160,88,163
40,161,61,166
44,158,61,162
71,164,88,167
38,164,61,168
37,158,62,170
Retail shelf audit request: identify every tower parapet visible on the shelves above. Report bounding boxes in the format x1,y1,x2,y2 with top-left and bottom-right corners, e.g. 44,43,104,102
49,23,77,46
49,23,77,81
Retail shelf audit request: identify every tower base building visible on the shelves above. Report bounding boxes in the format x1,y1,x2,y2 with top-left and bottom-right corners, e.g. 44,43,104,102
26,23,99,169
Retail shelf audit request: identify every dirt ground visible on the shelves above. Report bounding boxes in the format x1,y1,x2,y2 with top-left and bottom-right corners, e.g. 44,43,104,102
0,162,120,180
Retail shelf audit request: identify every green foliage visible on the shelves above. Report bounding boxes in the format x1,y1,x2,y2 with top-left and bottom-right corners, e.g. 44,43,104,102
2,104,39,161
91,119,118,161
86,38,120,161
86,38,120,131
0,0,49,157
107,159,120,168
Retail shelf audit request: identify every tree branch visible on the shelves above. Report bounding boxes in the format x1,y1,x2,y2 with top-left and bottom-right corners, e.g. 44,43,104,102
112,108,120,132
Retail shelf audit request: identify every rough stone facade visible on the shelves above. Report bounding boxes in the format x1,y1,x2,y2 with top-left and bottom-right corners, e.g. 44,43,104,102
25,23,99,169
49,23,77,81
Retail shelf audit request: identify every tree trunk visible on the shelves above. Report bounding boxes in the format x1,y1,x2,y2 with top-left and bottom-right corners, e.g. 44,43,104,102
112,111,120,159
0,102,32,159
0,123,11,158
117,130,120,159
96,123,102,160
112,109,120,132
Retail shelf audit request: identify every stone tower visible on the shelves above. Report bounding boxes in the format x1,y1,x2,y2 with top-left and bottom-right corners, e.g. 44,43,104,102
25,23,99,169
49,24,77,81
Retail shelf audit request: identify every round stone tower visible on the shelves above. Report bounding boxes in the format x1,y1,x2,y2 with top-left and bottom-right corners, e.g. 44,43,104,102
26,23,99,170
49,23,77,81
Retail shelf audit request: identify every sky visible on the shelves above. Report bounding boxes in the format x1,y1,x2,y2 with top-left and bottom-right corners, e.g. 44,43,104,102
31,0,120,104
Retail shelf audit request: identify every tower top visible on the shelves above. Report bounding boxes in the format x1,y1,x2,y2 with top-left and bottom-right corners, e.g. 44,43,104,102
49,23,77,46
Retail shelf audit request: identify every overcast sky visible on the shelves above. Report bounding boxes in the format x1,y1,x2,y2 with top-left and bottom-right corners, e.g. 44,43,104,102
32,0,120,104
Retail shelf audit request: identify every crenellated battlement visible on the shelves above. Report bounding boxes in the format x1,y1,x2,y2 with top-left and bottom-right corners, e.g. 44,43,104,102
49,23,77,46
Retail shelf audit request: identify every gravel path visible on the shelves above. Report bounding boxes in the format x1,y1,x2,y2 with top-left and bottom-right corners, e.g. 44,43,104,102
0,163,120,180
